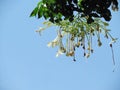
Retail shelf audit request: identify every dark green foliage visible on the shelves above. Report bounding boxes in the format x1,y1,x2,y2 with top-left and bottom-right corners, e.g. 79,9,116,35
30,0,119,24
30,7,38,17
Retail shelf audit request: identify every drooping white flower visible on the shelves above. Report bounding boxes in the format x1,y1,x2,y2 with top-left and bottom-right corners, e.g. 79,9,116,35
36,27,45,32
109,38,117,45
47,42,52,47
36,27,45,35
47,36,59,47
56,49,64,57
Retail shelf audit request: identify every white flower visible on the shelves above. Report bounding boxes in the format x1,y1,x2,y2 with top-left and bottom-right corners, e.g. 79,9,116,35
109,38,117,45
47,30,65,48
56,49,64,57
47,42,52,47
85,53,90,58
36,27,45,32
36,27,45,35
47,36,59,47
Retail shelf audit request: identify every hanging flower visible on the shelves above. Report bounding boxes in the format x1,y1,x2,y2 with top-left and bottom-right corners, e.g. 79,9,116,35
36,27,45,35
36,16,117,61
47,36,59,47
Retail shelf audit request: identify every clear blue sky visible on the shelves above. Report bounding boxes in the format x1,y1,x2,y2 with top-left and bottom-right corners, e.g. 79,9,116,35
0,0,120,90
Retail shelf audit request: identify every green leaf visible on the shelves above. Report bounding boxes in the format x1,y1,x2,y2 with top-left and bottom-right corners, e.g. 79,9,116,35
43,12,49,19
43,0,56,4
38,7,43,18
103,22,109,26
30,1,43,17
30,7,38,17
78,0,83,8
37,1,43,8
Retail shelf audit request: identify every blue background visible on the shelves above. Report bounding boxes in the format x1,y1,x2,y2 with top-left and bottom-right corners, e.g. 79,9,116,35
0,0,120,90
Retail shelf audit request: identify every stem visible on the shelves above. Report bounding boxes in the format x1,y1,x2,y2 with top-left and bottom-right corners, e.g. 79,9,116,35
110,44,115,65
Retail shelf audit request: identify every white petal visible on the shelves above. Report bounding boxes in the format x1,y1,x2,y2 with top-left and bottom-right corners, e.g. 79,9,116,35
52,42,58,47
47,42,52,47
53,36,59,42
56,50,64,57
36,27,45,32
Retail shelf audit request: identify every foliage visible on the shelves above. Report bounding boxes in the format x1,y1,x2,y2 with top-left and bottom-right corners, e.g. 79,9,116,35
30,0,119,61
30,0,118,23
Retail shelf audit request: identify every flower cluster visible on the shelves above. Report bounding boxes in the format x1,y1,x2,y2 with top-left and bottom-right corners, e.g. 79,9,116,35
37,16,117,61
